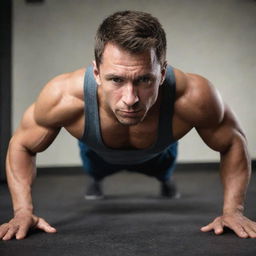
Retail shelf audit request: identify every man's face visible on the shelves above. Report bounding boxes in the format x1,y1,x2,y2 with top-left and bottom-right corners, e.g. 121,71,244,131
93,43,166,126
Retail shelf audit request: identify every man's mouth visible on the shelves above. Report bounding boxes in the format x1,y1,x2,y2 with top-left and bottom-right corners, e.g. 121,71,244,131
118,109,142,117
121,110,140,113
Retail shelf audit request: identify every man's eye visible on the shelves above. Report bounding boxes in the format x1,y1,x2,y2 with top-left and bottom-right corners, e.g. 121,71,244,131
112,77,123,83
138,77,151,84
142,77,150,83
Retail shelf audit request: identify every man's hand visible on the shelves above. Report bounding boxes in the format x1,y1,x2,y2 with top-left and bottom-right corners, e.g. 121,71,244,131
201,212,256,238
0,211,56,240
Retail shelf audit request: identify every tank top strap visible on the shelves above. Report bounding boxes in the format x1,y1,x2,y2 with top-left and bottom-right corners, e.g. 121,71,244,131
156,65,176,147
80,66,100,145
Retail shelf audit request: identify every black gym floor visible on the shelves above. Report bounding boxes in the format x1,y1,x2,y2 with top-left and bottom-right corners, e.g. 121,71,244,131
0,166,255,256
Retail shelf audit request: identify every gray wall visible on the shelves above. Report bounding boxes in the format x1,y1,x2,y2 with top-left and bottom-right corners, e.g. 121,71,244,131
13,0,256,166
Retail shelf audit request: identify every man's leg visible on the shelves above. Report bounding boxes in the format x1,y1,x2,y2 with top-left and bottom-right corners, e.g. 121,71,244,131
78,141,179,198
129,142,179,198
78,141,122,199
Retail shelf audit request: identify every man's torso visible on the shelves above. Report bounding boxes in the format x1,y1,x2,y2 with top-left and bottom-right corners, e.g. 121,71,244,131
62,66,192,150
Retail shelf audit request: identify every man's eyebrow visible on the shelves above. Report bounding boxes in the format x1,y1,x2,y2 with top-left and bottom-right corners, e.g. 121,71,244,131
104,74,124,79
104,73,155,81
137,74,153,78
134,74,155,81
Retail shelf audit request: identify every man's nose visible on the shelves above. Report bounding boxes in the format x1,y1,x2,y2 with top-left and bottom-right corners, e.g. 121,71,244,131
122,84,139,107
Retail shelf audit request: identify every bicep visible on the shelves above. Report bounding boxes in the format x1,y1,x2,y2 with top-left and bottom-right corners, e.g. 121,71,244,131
196,105,246,153
11,104,60,154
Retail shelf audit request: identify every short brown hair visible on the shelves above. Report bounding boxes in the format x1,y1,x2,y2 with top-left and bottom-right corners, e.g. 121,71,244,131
94,10,167,67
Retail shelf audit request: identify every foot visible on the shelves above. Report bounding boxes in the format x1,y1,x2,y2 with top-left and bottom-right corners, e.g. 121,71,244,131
161,179,180,199
85,178,104,200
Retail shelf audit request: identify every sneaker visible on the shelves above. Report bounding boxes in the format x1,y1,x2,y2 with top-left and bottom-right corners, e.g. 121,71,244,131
85,178,104,200
161,179,181,199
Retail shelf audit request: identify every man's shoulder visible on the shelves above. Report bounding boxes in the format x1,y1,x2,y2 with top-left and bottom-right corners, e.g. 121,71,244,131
50,67,86,97
173,68,224,128
34,67,86,127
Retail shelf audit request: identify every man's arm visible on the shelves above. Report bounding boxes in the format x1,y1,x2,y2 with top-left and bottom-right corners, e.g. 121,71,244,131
0,104,60,240
0,69,84,241
197,105,256,238
181,74,256,238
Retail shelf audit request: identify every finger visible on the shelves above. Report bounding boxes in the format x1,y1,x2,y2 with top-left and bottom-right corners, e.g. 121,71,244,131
213,222,224,235
0,224,9,239
201,223,214,232
2,225,19,241
15,224,31,240
229,224,248,239
248,221,256,234
243,225,256,239
36,218,57,233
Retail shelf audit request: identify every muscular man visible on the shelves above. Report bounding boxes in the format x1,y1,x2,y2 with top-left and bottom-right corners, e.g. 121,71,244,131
1,10,255,240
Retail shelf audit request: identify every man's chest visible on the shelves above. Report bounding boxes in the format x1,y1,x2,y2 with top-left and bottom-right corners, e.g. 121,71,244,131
65,111,192,150
99,114,159,149
63,109,158,149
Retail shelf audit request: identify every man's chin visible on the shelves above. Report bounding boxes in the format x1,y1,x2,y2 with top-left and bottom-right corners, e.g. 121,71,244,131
115,111,145,126
116,116,143,126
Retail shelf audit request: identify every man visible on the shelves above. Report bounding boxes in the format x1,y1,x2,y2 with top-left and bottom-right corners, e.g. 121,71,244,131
0,10,255,240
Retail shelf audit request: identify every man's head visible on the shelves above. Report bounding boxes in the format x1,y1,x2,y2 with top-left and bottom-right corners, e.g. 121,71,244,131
94,10,167,69
93,11,167,126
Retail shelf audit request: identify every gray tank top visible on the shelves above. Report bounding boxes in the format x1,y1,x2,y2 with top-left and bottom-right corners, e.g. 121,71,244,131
79,65,176,165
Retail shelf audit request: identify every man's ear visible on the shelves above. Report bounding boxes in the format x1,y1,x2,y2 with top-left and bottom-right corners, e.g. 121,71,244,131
160,61,167,86
93,60,101,85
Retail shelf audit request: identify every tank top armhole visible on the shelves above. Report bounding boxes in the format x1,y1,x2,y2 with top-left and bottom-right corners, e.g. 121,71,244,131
79,66,93,142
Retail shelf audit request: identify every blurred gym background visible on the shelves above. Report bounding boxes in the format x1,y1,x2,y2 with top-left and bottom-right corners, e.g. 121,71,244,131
1,0,256,178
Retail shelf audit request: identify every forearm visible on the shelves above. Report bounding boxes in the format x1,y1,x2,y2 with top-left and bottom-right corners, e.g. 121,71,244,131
220,133,251,214
6,140,37,215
